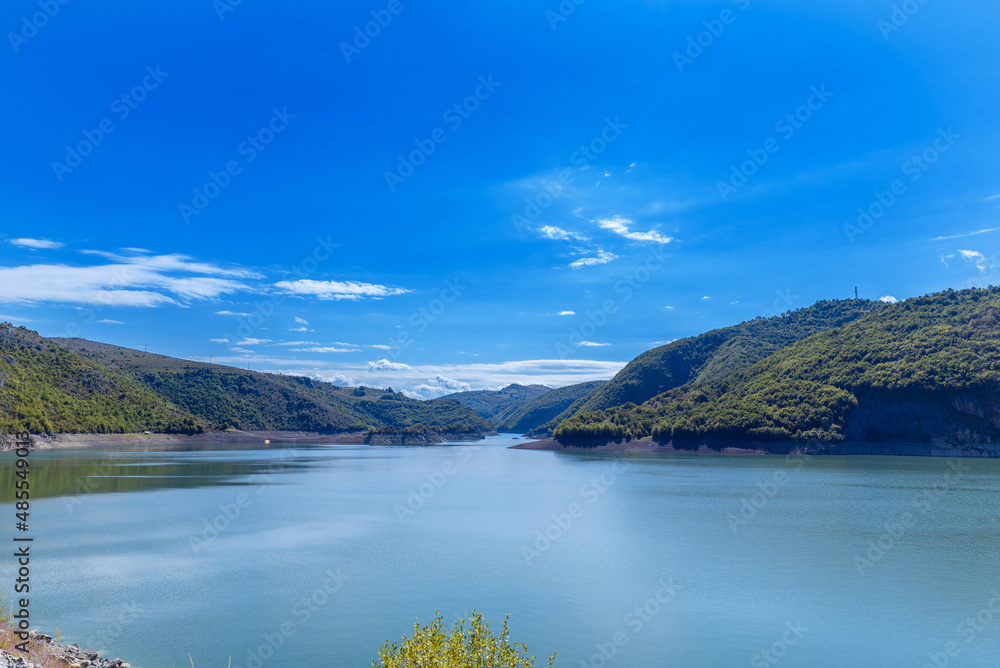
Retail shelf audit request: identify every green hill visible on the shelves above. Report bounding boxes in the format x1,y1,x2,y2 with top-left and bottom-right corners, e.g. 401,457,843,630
534,299,881,435
442,384,553,424
55,337,489,434
0,325,204,434
494,380,606,433
0,332,489,436
553,287,1000,447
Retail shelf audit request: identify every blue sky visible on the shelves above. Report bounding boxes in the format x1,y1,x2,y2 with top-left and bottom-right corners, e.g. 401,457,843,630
2,0,998,397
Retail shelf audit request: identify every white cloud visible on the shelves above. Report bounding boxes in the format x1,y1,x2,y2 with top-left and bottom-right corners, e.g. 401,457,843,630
275,279,410,301
229,347,254,353
932,228,999,241
0,314,34,322
291,346,358,353
276,340,319,346
209,338,230,343
368,359,412,371
216,310,252,317
294,316,309,324
664,306,674,310
0,252,258,307
558,310,576,316
9,238,64,250
236,338,271,346
596,216,673,245
95,319,125,324
570,250,618,269
369,344,393,350
576,341,610,347
701,296,711,300
958,249,996,274
539,226,588,241
878,295,898,303
289,327,308,332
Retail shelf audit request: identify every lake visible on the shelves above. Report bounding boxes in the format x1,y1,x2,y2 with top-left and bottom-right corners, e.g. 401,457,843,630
2,434,999,667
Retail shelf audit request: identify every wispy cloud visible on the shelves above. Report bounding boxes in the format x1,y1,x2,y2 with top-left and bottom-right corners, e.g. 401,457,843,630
216,310,252,317
958,249,996,274
294,316,308,324
291,346,359,353
368,358,411,371
275,340,319,346
369,344,393,350
539,225,588,241
596,216,673,245
932,228,999,241
570,250,617,268
8,238,65,250
95,319,125,324
236,338,271,346
209,338,230,343
275,279,410,301
0,248,263,307
576,341,610,347
558,310,575,316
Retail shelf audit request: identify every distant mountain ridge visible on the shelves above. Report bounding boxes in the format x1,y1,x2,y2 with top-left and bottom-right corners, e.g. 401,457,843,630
0,326,489,437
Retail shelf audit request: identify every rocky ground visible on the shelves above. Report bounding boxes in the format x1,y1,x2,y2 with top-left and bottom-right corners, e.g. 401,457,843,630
0,633,136,668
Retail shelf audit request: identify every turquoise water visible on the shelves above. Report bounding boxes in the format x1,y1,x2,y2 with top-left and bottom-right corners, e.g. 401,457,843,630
3,434,1000,667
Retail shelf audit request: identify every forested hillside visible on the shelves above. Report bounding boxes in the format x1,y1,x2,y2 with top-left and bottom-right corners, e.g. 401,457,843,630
495,380,605,433
554,288,1000,447
0,325,204,434
0,331,489,436
535,299,881,434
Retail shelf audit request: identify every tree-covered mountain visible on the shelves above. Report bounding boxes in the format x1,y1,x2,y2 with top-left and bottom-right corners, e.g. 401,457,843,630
0,328,489,436
553,287,1000,447
494,380,606,433
534,299,881,435
442,384,552,424
0,325,204,434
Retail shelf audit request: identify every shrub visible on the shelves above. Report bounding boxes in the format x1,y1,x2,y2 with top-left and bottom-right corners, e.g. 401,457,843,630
374,612,556,668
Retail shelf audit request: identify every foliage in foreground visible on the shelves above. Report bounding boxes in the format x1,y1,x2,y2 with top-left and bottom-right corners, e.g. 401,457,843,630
375,612,556,668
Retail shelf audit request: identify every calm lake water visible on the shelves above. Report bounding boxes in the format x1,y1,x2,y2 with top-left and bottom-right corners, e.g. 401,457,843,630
2,434,999,667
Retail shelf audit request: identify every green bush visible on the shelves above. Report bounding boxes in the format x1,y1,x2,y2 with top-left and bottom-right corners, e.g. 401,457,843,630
374,612,556,668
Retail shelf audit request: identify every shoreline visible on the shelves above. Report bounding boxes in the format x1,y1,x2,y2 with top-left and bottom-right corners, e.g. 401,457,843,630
511,436,1000,458
0,429,488,451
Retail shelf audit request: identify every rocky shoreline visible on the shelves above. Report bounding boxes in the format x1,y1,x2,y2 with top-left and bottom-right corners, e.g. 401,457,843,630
0,632,137,668
0,429,488,452
512,436,1000,457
